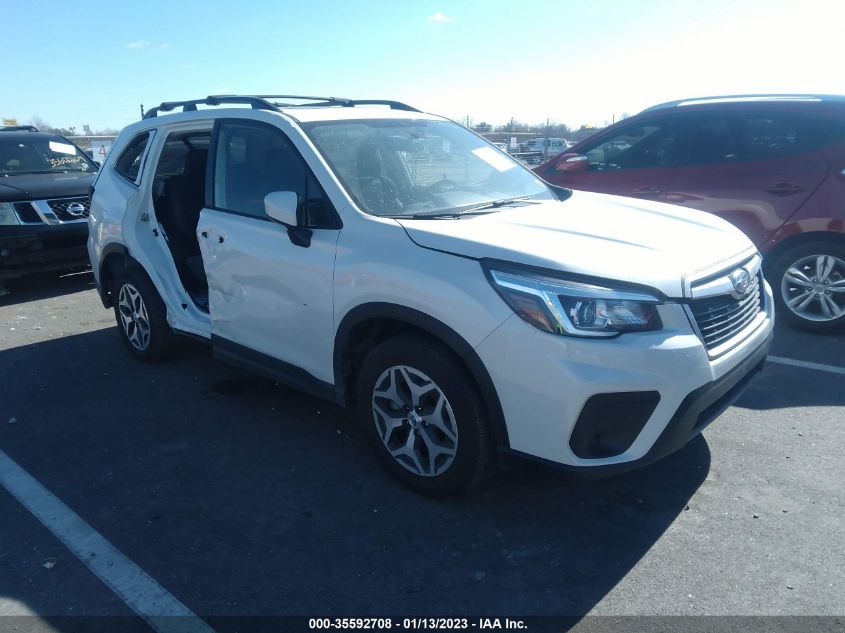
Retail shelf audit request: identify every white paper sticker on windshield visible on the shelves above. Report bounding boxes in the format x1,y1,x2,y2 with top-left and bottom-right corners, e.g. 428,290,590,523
472,146,516,172
49,141,77,155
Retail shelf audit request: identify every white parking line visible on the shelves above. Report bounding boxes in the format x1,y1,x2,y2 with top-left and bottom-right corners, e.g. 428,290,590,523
0,449,215,633
767,355,845,376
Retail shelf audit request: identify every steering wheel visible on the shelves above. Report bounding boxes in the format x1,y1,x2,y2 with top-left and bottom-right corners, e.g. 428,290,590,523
428,179,459,194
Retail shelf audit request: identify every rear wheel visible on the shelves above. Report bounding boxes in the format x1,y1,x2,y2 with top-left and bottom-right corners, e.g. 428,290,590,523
113,266,176,362
356,333,495,496
769,240,845,333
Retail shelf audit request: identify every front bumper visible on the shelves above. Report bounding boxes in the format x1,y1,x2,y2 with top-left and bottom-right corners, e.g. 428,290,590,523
0,223,90,279
475,281,775,471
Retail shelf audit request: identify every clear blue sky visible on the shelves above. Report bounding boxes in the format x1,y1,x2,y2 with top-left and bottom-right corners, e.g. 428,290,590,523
2,0,842,132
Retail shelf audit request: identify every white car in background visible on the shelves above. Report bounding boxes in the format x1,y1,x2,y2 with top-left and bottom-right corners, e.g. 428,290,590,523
522,137,572,156
88,95,773,496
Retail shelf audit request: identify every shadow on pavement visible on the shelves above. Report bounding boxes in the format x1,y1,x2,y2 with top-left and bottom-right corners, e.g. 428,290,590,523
736,363,845,411
0,270,95,307
0,327,710,625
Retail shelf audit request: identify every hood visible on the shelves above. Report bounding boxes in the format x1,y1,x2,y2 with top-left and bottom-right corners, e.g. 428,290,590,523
397,191,754,298
0,171,96,202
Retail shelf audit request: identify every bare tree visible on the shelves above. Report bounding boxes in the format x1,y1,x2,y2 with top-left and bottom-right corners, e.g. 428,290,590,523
27,116,50,131
25,116,74,136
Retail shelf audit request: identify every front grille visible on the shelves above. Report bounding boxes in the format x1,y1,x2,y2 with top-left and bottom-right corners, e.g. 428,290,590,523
47,197,90,221
690,273,762,352
12,202,42,223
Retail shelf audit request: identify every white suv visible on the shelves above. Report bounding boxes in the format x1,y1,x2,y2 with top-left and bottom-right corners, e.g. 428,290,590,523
88,95,774,496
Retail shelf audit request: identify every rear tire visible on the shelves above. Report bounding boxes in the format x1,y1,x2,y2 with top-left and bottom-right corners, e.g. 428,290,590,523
113,266,176,362
356,333,495,497
768,240,845,333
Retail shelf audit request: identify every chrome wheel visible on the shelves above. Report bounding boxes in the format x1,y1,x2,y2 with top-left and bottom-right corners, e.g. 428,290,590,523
781,254,845,322
117,283,151,351
371,365,458,477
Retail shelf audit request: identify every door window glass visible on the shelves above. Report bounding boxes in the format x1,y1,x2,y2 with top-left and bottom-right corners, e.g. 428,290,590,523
213,121,336,226
582,120,680,171
154,131,211,179
679,116,737,165
114,132,151,183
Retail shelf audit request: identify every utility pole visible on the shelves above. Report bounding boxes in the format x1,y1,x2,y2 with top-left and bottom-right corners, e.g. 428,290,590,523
140,104,145,119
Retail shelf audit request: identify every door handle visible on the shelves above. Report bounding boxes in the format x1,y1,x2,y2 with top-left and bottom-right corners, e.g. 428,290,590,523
632,186,662,196
766,182,806,196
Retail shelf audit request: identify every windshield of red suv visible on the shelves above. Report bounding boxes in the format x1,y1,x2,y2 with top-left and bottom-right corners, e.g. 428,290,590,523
0,135,98,175
302,118,554,217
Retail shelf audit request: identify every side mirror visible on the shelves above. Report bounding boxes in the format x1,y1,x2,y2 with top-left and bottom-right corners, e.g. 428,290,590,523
554,153,589,173
264,191,298,226
264,190,312,248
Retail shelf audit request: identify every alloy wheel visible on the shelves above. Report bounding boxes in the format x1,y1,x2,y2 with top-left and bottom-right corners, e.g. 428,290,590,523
117,283,151,351
371,365,458,477
781,254,845,322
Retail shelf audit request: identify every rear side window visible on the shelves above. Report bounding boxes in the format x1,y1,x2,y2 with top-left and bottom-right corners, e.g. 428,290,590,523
738,114,801,161
814,116,845,148
114,132,151,183
212,120,337,227
735,112,845,161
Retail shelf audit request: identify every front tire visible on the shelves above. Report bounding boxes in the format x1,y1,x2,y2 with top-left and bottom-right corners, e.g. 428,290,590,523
356,333,495,496
113,266,175,362
768,240,845,333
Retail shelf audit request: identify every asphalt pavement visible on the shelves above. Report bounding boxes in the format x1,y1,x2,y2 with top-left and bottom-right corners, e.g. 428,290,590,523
0,271,842,633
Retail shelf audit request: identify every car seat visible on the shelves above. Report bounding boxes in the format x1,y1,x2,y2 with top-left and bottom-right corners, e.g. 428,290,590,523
160,149,208,293
356,142,402,214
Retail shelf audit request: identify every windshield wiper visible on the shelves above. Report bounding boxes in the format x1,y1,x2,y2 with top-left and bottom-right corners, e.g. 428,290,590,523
398,197,542,220
461,196,542,214
402,209,500,220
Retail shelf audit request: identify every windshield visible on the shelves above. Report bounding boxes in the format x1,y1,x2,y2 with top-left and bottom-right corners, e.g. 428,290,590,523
301,118,554,217
0,136,98,175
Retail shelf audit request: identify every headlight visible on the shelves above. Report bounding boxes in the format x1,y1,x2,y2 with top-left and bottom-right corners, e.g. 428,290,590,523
0,203,21,226
486,265,663,337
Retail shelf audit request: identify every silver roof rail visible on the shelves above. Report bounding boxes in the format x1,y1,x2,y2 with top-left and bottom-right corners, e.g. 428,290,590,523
143,94,420,119
641,94,845,113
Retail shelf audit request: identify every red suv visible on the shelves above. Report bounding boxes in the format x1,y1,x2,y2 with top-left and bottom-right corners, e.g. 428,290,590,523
536,95,845,332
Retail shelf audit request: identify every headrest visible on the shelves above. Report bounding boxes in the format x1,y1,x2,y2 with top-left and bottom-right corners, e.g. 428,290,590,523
356,142,383,179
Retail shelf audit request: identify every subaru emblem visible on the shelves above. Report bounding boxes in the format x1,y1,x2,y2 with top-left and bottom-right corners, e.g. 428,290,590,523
729,268,751,296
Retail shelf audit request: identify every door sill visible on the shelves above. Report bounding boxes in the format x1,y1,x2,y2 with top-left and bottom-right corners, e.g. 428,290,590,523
211,335,339,404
